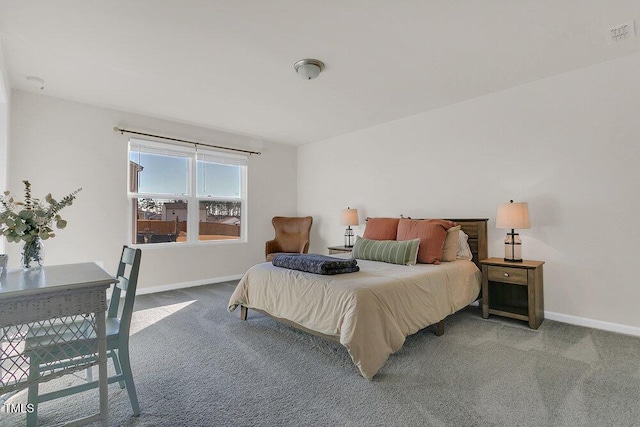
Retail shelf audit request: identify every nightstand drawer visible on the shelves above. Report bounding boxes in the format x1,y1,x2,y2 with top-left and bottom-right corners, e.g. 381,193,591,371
487,265,527,285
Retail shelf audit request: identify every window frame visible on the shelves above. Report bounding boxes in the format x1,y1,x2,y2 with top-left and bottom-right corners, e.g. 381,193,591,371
127,138,248,247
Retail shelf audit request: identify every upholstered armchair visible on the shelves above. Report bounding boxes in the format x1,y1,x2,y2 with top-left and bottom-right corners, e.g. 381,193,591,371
265,216,313,261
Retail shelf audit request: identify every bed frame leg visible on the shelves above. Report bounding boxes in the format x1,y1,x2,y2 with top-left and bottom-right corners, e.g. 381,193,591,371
434,320,444,336
240,306,248,321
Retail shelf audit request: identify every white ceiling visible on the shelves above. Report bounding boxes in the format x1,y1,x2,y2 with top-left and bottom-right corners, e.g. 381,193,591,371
1,1,639,146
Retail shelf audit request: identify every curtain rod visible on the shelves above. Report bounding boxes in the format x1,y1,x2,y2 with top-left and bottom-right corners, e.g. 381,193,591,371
113,127,261,156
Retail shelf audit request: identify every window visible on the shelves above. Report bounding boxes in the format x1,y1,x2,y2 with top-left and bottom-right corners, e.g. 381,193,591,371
128,139,247,245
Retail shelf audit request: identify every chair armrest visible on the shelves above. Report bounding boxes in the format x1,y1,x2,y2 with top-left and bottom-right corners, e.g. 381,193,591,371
265,240,280,257
299,240,310,254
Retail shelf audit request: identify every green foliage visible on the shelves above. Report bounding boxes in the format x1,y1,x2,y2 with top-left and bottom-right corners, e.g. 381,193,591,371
0,180,82,244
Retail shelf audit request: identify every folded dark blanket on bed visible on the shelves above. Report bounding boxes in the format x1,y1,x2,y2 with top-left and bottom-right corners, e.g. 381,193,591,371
272,253,360,275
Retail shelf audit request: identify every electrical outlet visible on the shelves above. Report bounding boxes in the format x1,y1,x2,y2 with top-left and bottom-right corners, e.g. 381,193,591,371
607,20,636,43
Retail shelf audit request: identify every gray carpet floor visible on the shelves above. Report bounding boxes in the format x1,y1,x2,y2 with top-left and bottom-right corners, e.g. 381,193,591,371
2,280,640,427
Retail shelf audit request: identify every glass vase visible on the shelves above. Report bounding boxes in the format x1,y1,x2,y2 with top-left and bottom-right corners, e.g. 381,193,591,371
20,237,45,269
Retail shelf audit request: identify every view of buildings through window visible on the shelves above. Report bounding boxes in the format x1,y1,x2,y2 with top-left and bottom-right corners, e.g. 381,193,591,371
128,139,246,244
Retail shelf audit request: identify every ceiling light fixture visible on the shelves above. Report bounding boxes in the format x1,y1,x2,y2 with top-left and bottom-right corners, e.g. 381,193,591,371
26,75,45,90
294,58,325,80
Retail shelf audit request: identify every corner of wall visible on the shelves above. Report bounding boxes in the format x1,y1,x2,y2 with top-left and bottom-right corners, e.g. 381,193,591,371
0,38,10,254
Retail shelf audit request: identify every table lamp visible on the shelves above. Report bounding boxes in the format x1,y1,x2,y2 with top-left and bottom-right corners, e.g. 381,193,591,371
340,207,359,248
496,200,530,262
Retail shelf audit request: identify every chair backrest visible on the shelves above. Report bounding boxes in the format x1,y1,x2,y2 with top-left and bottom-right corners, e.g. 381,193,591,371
107,246,142,339
271,216,313,253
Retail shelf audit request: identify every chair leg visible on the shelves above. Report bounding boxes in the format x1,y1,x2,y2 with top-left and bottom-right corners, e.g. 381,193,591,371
110,350,125,389
118,344,140,416
26,361,39,427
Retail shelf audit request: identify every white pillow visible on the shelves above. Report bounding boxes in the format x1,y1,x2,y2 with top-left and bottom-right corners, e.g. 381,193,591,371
456,230,473,261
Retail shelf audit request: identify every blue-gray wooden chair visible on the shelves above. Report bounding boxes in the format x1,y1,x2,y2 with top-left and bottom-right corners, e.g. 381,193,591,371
25,246,142,425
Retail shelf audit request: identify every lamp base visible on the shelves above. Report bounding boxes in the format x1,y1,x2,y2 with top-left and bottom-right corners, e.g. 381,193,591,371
344,226,355,248
504,230,523,262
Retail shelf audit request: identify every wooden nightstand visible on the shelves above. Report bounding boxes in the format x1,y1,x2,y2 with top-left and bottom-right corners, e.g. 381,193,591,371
328,246,353,255
480,258,544,329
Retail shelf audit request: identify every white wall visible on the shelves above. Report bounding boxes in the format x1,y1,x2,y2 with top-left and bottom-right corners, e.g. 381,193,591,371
298,52,640,332
7,91,297,291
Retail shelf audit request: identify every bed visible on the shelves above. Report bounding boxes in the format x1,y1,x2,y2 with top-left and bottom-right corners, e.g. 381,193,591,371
228,218,488,379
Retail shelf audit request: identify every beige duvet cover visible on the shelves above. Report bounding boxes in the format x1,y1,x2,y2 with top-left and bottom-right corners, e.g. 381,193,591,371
228,256,481,379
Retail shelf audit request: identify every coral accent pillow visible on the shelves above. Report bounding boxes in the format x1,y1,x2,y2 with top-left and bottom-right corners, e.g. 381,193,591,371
396,219,454,264
363,217,400,240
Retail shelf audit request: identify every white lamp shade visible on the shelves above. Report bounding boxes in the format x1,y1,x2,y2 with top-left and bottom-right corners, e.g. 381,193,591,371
340,208,359,226
496,202,530,229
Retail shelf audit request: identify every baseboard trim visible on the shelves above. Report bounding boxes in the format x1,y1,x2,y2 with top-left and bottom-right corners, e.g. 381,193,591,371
472,300,639,337
545,310,640,338
136,274,243,296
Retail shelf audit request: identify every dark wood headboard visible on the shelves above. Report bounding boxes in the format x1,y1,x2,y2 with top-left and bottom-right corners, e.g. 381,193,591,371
445,219,488,269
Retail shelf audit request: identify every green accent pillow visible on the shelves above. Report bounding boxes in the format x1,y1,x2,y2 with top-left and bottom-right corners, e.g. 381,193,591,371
351,237,420,266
